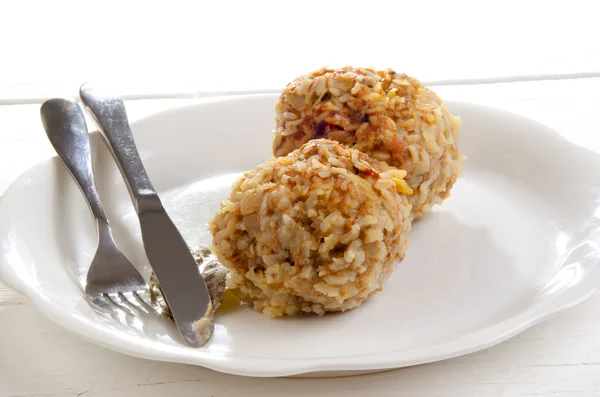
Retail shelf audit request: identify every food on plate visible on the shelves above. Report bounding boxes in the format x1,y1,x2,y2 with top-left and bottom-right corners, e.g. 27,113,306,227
272,66,465,219
209,139,412,317
150,247,229,321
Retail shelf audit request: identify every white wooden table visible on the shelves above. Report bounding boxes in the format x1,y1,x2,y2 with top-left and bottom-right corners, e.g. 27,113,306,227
2,77,600,397
2,1,600,395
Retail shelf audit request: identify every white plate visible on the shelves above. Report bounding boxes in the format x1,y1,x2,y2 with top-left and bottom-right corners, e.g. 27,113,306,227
1,94,600,377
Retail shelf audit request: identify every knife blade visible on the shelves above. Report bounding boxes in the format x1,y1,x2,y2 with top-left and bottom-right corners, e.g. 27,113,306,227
79,83,213,347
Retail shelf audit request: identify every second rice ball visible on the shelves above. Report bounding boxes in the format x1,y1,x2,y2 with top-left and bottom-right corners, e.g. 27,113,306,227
273,66,465,219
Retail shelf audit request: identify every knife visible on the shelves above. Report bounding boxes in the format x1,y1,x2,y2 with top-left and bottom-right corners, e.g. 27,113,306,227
79,83,213,347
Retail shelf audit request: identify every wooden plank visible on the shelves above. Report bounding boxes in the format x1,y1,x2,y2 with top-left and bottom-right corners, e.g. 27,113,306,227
0,291,598,396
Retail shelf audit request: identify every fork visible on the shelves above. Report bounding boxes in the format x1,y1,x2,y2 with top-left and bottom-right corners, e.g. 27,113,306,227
40,98,156,316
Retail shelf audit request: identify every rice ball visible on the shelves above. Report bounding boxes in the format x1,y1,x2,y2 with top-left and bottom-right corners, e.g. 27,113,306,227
273,66,465,219
209,139,412,317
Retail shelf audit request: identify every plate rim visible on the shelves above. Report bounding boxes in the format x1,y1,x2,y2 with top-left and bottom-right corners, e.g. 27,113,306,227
1,95,599,377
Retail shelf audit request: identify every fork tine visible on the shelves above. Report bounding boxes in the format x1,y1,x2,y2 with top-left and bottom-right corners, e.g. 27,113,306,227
88,294,113,313
131,290,157,314
116,291,141,314
104,293,136,317
117,291,150,315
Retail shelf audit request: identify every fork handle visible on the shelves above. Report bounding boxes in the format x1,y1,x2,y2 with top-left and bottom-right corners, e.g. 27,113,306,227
79,84,160,215
40,98,110,228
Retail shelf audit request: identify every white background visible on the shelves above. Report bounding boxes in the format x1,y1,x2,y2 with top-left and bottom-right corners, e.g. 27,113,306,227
1,0,599,100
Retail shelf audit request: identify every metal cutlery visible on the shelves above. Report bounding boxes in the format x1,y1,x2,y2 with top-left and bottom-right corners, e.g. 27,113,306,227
79,83,213,347
40,98,156,317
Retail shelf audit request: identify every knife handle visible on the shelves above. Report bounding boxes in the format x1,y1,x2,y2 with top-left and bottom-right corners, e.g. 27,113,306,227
79,84,160,214
40,98,110,228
